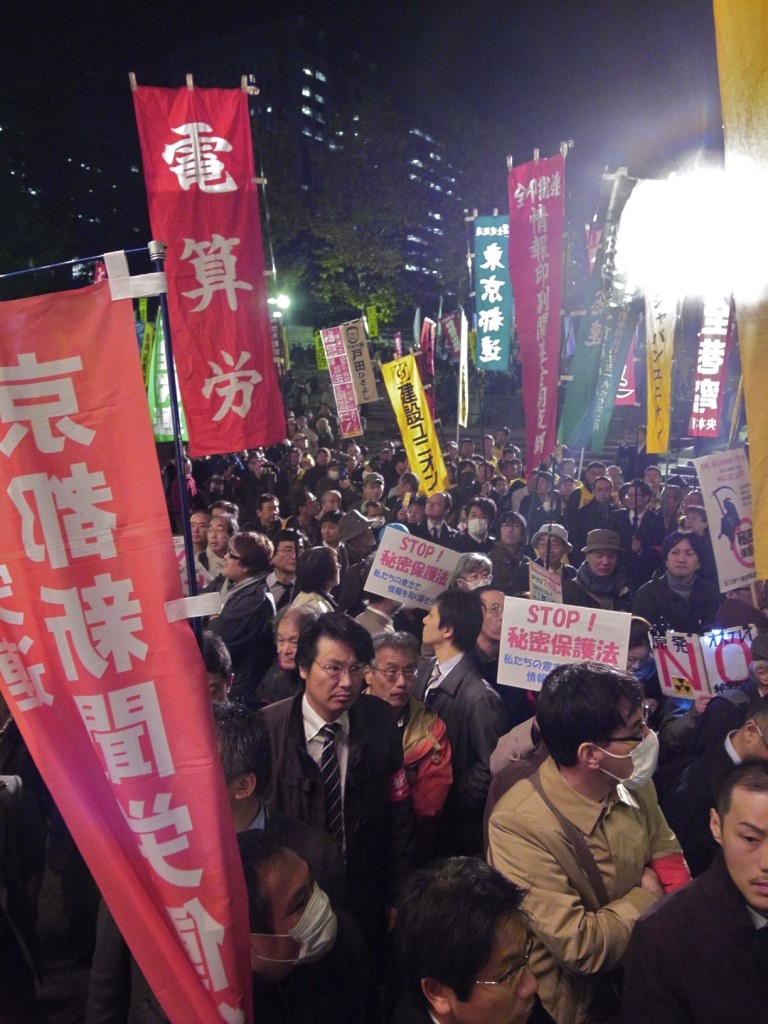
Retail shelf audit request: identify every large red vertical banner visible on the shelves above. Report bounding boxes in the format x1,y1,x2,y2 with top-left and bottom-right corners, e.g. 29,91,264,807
0,282,251,1023
507,154,565,473
132,84,285,457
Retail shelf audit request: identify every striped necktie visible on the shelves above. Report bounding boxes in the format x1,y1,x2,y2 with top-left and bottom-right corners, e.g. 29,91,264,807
320,722,343,843
424,661,441,707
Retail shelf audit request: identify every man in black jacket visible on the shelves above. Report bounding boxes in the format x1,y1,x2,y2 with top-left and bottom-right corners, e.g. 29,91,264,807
258,613,415,962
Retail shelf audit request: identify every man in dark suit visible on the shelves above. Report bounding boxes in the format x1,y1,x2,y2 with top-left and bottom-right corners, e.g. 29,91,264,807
411,491,457,544
414,589,507,855
623,761,768,1023
611,478,665,594
661,695,768,876
258,613,414,962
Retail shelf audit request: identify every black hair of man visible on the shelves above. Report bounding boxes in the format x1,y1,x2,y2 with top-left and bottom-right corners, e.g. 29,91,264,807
231,531,273,574
203,630,232,678
237,830,289,933
296,611,375,672
536,662,643,767
661,529,707,563
628,616,653,649
433,589,484,652
395,856,526,1005
629,478,652,499
463,496,497,522
295,546,337,594
209,500,240,521
715,757,768,818
255,493,279,512
213,700,271,786
272,528,304,554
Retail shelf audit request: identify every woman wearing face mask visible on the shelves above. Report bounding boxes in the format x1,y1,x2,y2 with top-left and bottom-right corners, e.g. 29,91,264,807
632,530,720,634
448,552,494,591
450,497,497,554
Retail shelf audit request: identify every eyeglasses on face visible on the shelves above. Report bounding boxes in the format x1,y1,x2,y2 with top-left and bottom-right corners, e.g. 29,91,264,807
474,936,533,988
373,664,417,682
226,549,241,560
604,704,651,745
313,660,366,680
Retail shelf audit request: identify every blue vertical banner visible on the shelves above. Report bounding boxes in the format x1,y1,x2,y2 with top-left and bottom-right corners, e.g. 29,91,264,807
474,216,513,372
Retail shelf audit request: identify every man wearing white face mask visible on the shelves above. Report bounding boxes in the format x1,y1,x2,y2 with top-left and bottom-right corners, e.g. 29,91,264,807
239,831,379,1023
450,497,497,554
488,662,690,1024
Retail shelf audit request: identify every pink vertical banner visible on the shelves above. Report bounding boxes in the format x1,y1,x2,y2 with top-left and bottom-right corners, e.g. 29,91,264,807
508,153,565,473
688,295,734,437
0,282,251,1024
320,326,364,438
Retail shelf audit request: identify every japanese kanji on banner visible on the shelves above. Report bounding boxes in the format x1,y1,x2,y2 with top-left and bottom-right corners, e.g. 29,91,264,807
645,293,678,454
474,215,512,372
364,526,460,608
498,597,630,691
342,319,379,404
615,332,638,407
0,282,251,1024
320,325,364,438
381,355,450,495
650,626,757,698
132,83,285,457
688,295,733,438
508,154,565,473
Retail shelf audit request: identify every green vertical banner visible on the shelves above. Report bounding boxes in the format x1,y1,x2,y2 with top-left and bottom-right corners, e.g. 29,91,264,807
558,169,636,447
474,215,513,372
147,311,188,442
365,305,379,339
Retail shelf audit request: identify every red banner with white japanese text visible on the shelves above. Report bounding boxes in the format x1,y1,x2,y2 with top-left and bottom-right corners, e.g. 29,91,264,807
132,84,285,457
508,154,565,474
688,295,734,437
0,283,251,1024
320,326,364,438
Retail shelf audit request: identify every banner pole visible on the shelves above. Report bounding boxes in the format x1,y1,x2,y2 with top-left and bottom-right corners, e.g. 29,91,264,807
148,240,202,638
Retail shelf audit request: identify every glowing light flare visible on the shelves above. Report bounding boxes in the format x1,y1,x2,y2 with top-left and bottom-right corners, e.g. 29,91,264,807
614,161,768,305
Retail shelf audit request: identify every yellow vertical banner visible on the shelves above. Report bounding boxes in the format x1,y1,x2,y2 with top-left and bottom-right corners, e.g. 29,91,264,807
382,355,450,495
644,294,677,454
714,1,768,577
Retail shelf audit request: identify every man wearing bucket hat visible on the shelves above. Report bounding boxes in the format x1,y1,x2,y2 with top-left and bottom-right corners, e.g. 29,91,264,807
562,529,631,612
512,522,577,594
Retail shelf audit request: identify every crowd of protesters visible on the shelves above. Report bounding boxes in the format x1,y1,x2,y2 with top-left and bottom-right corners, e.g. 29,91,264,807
3,401,768,1024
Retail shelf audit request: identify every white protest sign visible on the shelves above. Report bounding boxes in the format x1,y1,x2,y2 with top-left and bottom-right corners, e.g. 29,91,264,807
528,561,563,603
694,448,756,592
498,597,630,691
364,525,460,608
651,625,757,698
650,631,709,698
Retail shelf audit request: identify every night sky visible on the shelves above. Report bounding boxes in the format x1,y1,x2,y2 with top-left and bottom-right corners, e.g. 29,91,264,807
3,0,723,225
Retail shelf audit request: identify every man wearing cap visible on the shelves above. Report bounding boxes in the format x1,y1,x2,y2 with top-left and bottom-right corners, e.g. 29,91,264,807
336,510,378,616
516,523,577,593
352,473,390,520
563,529,631,612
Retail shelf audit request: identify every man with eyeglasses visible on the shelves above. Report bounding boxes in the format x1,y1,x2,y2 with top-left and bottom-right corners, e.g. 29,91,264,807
365,632,453,863
390,857,538,1024
258,613,415,967
488,662,689,1024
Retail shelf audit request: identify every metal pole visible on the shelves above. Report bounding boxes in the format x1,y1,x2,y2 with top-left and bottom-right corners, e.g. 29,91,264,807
148,240,202,643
